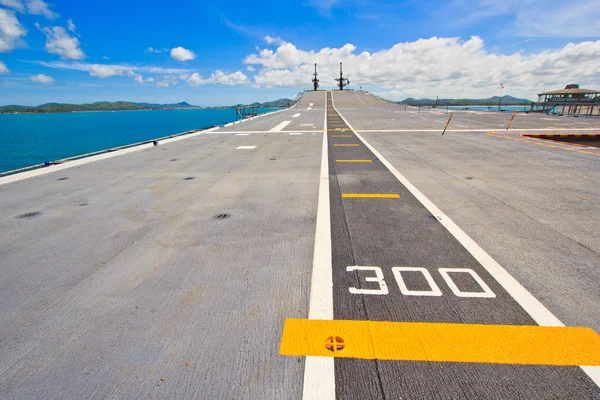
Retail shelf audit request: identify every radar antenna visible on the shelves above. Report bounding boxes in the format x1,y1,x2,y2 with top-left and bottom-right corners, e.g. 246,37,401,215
334,62,349,90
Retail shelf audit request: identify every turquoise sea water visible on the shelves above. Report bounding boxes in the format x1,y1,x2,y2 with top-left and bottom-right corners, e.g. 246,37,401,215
447,105,530,112
0,108,278,173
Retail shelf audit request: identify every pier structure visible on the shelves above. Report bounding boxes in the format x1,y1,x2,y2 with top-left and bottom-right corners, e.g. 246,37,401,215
533,84,600,116
235,105,259,120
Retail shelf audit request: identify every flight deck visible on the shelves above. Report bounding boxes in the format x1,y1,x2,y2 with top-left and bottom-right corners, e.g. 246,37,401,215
1,90,599,399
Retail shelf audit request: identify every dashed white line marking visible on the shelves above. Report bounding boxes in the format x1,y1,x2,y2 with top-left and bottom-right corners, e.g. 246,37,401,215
236,133,250,136
309,103,314,106
289,132,302,135
332,91,600,388
303,91,335,400
236,146,256,150
300,124,314,127
292,113,301,118
307,107,312,110
269,121,292,132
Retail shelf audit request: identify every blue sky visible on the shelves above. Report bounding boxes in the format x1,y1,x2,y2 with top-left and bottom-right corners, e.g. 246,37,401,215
1,0,599,106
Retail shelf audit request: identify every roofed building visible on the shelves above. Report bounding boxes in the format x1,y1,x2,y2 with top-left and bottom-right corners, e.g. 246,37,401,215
533,84,599,116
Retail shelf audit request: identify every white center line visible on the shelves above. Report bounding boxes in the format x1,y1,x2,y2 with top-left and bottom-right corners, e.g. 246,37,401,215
309,103,314,106
289,132,302,135
292,113,301,118
300,124,314,127
307,107,312,110
235,133,250,136
236,146,256,150
269,121,292,132
303,91,335,400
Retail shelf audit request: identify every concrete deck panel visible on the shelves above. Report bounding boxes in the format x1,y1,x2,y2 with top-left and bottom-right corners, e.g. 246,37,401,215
1,89,599,399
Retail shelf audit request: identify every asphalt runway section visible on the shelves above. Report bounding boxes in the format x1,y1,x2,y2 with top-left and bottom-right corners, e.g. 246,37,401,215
324,92,600,399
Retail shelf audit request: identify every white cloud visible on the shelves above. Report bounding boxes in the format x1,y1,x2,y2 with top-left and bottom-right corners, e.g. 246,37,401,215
39,25,85,59
244,37,600,99
29,73,54,84
308,0,339,16
36,60,193,75
66,18,79,36
26,0,59,19
170,46,195,61
443,0,600,37
0,60,8,73
0,0,25,12
127,70,153,84
156,74,181,88
147,47,166,53
89,64,124,78
265,35,285,45
246,65,255,72
0,9,27,52
186,70,249,87
186,72,202,87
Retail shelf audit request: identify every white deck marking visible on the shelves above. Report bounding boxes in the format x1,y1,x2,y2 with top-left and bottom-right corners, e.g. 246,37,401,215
292,113,301,118
236,133,250,136
303,91,335,400
236,146,256,150
269,121,292,132
309,103,314,106
357,128,600,133
0,127,220,186
307,107,312,110
300,123,314,127
289,132,302,135
332,92,600,387
206,130,321,134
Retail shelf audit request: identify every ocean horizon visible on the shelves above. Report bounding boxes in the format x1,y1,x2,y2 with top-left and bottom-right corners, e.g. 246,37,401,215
0,107,278,174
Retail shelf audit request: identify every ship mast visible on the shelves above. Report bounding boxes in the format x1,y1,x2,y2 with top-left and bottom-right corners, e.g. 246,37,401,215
334,62,349,90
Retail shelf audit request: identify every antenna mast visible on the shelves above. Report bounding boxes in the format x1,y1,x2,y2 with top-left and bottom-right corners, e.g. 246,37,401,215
311,63,319,91
334,62,349,90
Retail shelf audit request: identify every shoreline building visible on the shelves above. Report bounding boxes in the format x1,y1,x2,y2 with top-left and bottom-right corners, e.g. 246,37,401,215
533,84,599,116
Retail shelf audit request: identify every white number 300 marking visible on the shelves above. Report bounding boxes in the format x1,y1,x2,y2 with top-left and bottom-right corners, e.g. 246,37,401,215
347,266,496,298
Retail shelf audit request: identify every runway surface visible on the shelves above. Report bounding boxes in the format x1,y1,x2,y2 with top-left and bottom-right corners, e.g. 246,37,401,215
1,90,599,399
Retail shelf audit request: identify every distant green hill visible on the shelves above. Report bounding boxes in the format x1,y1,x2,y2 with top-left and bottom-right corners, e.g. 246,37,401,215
232,98,294,108
0,101,200,114
398,95,532,106
1,99,294,114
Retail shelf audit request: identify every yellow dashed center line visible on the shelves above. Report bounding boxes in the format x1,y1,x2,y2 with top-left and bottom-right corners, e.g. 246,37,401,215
342,193,400,198
280,319,600,366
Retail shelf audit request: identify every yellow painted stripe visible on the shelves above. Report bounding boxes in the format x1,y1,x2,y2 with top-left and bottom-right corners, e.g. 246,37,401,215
336,160,372,163
342,193,400,198
279,319,600,366
333,144,359,147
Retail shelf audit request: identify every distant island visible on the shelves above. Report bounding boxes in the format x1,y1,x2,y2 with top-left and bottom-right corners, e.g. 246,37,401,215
0,98,295,114
398,95,532,106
